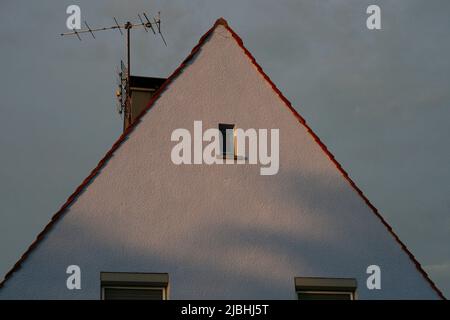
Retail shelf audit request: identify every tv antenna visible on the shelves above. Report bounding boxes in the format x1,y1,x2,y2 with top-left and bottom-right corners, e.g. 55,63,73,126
60,12,167,125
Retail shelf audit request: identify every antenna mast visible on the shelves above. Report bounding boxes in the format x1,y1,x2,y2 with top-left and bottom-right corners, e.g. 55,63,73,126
61,12,167,129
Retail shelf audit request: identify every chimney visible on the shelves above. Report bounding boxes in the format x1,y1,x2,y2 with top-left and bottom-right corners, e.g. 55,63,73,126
124,76,166,131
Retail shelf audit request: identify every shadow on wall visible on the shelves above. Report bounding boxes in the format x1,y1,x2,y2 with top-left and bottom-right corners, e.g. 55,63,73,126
0,168,419,299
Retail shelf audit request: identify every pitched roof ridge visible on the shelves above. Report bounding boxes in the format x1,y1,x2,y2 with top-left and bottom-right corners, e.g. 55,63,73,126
220,22,444,300
0,18,220,290
0,18,445,299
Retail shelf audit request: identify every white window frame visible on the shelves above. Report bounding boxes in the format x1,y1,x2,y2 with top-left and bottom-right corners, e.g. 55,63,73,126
294,277,357,300
100,272,169,300
219,123,236,158
296,290,355,300
101,285,167,300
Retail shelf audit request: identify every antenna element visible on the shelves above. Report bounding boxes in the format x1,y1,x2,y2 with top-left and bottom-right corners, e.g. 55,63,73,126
60,12,167,130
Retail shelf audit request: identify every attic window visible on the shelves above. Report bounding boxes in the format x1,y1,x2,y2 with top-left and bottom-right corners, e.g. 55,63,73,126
295,277,357,300
101,272,169,300
219,123,236,157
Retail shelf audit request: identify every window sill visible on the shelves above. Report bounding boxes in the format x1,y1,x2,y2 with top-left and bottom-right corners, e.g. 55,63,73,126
216,154,247,161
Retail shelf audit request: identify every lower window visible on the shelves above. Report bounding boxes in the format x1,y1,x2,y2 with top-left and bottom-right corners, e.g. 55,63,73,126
295,277,357,300
101,272,169,300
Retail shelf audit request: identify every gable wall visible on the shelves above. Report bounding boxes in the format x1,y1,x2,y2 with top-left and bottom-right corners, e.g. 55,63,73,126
0,25,440,299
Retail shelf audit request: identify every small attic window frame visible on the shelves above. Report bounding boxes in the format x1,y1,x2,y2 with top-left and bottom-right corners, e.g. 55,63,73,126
219,123,236,159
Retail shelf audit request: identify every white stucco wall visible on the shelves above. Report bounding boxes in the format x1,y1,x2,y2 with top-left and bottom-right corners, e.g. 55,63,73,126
0,24,440,299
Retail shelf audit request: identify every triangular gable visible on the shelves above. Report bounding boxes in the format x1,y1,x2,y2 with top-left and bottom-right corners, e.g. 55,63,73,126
0,18,444,299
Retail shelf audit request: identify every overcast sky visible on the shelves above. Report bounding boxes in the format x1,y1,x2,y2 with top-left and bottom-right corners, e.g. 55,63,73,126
1,0,449,296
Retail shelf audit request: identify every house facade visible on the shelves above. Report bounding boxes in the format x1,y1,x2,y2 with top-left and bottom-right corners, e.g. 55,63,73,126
0,19,443,300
